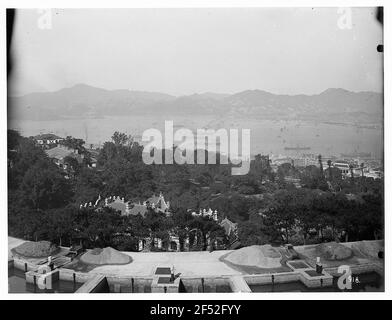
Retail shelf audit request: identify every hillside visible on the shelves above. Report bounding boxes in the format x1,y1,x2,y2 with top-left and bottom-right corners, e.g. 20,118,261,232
8,84,383,123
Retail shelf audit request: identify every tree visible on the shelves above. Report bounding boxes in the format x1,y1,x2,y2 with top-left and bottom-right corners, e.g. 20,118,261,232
267,190,298,244
61,136,86,153
237,214,274,246
8,131,49,190
8,129,21,151
20,209,49,242
18,159,72,210
188,216,225,251
63,155,81,178
143,209,173,250
73,206,124,248
73,167,104,205
8,129,384,253
170,209,194,251
47,206,74,246
112,131,133,146
210,194,255,222
327,160,332,181
318,154,324,177
97,141,118,165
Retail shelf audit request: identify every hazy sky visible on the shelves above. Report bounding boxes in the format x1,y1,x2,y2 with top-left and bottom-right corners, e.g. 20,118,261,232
9,7,383,96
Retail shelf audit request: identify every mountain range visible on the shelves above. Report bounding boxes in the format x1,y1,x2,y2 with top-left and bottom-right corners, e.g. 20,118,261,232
8,84,383,124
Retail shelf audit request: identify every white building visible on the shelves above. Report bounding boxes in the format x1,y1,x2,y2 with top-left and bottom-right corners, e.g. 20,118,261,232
191,208,218,221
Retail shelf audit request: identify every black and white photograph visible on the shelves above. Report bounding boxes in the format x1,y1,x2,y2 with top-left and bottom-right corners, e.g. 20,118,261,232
3,1,388,300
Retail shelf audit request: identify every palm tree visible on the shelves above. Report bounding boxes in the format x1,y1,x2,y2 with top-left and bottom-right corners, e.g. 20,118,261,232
360,162,365,192
318,154,324,177
327,160,332,181
360,163,365,178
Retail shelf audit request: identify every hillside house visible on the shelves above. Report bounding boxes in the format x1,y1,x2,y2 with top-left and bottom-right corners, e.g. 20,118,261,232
33,134,64,149
45,145,83,169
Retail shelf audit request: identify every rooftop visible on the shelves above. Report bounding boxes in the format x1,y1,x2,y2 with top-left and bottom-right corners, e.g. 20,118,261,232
126,203,148,217
45,145,83,163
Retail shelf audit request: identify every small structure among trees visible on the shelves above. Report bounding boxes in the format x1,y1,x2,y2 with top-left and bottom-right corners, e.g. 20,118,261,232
32,133,64,149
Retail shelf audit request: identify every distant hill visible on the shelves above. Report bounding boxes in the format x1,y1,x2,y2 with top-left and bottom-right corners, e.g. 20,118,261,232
8,84,176,120
8,84,383,123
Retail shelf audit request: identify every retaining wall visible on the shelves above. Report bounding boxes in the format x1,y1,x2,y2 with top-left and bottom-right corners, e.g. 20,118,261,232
180,276,232,293
244,272,300,286
12,258,39,272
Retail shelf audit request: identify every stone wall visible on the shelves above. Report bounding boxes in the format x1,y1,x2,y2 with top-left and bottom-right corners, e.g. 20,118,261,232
13,258,39,272
59,268,92,283
180,277,232,293
106,276,153,293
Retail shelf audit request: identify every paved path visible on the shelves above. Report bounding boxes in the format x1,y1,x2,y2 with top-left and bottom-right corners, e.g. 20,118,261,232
9,237,241,277
92,250,242,278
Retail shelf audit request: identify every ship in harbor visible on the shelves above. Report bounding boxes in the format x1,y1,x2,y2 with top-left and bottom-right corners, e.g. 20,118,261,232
284,146,311,151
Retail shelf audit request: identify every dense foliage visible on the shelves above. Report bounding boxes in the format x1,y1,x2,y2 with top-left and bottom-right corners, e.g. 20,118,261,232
8,129,383,251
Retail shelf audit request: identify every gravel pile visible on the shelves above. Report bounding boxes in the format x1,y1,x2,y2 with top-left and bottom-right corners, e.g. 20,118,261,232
13,241,58,258
315,242,353,261
223,245,282,268
353,240,384,259
80,247,131,265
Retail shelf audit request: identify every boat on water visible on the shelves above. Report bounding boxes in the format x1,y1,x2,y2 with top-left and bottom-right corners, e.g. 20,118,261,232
284,146,311,151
